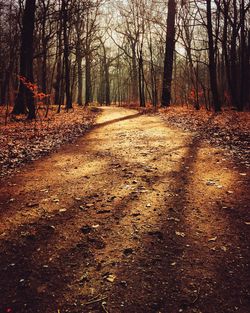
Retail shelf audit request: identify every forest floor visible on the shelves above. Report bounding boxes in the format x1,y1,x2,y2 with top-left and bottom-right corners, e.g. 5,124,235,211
0,106,249,313
0,106,98,178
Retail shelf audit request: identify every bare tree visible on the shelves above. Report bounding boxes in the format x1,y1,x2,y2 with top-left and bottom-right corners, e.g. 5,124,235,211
161,0,177,107
12,0,36,119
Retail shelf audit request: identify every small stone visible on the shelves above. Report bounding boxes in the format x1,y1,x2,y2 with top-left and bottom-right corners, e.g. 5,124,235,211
120,280,128,287
123,248,134,256
86,203,94,208
97,209,111,214
27,202,39,207
175,231,185,238
80,225,92,234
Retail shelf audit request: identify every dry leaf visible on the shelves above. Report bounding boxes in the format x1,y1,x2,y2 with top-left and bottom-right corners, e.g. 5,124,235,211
106,274,116,283
208,236,218,242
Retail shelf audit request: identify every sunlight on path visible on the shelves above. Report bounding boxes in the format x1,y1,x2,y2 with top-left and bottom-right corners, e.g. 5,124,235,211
0,107,249,313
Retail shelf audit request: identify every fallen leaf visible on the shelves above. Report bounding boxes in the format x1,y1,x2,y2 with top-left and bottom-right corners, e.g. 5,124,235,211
106,274,116,283
208,236,218,242
167,217,180,222
40,189,49,192
27,202,39,207
86,203,94,208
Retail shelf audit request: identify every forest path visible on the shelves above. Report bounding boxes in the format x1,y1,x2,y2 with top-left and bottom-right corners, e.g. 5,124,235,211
0,107,249,313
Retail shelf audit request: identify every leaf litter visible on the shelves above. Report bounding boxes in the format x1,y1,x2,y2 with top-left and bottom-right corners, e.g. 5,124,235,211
0,106,98,178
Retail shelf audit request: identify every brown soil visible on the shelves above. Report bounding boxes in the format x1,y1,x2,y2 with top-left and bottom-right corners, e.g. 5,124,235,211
0,107,249,313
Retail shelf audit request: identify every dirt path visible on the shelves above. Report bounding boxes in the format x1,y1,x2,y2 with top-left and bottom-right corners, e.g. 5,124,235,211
0,107,249,313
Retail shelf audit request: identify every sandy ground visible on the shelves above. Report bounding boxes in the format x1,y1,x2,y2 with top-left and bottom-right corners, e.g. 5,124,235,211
0,107,249,313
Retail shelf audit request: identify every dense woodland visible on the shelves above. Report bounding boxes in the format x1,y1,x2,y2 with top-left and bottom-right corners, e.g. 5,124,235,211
0,0,249,119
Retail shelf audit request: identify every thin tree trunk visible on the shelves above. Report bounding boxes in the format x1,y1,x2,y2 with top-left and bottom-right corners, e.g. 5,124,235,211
54,18,63,106
85,54,92,106
76,47,83,105
131,46,138,103
149,35,157,106
138,50,145,107
102,44,111,105
230,0,239,109
206,0,221,112
104,62,111,105
221,0,233,106
41,2,48,95
239,0,246,111
62,0,72,110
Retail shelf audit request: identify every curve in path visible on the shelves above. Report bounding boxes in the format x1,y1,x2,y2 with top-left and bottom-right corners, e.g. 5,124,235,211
0,107,249,313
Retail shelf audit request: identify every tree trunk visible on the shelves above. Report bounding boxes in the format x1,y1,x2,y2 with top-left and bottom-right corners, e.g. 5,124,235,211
221,0,233,105
62,0,72,110
138,50,145,107
149,33,157,107
104,62,111,105
12,0,36,119
247,30,250,108
161,0,176,107
85,54,92,106
76,46,83,106
230,0,239,109
206,0,221,112
131,46,138,103
239,0,247,111
102,43,111,105
54,17,63,107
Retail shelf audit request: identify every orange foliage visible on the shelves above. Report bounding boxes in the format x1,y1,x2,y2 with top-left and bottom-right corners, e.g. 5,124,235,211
18,76,50,101
188,89,203,101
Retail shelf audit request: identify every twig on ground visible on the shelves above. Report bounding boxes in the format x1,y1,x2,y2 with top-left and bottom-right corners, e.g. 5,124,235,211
101,301,110,313
191,287,201,304
83,296,108,305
